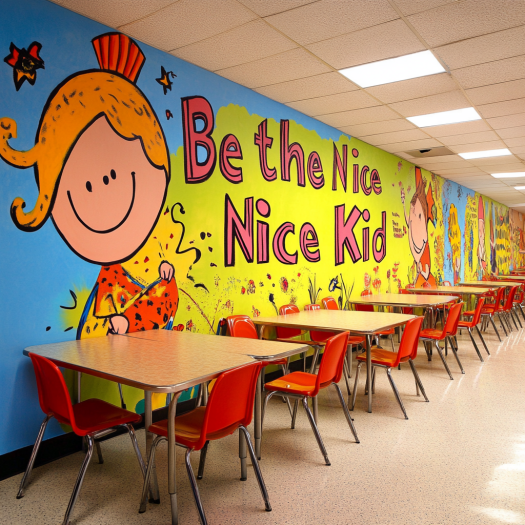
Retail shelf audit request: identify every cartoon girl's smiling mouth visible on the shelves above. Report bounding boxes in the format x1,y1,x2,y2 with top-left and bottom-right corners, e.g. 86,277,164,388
411,227,426,254
67,170,136,234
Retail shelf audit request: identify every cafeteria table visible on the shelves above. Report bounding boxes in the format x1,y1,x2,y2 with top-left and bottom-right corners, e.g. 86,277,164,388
252,310,415,415
496,275,525,281
122,329,309,460
25,332,307,524
458,281,520,288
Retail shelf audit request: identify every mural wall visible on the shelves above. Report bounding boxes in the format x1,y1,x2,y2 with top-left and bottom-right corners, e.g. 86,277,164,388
1,0,524,455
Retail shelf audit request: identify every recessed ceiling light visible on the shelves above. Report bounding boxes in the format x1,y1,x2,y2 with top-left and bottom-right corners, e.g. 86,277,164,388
339,50,445,88
407,107,481,128
491,172,525,178
459,148,512,160
514,186,525,190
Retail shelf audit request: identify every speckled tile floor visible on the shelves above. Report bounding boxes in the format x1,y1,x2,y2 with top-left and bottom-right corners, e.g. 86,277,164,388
2,324,525,525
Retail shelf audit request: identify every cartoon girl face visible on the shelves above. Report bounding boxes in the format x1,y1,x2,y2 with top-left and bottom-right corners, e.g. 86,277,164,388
0,34,170,265
408,197,428,264
52,116,167,263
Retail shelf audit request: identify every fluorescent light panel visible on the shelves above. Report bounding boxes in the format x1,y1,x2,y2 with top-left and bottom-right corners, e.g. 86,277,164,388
515,186,525,190
491,172,525,178
339,50,445,88
407,107,481,128
459,148,511,160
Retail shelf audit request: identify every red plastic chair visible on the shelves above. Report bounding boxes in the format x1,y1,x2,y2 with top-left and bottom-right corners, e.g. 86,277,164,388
352,317,426,418
464,286,506,341
139,362,271,521
459,297,490,361
513,288,525,322
399,289,414,315
263,332,359,465
20,354,146,525
419,302,464,380
355,291,396,350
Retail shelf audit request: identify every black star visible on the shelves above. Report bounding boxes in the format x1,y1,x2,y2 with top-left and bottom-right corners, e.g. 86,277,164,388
4,42,44,91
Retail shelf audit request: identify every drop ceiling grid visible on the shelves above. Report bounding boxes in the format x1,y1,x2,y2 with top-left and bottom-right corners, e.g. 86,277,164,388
49,0,525,204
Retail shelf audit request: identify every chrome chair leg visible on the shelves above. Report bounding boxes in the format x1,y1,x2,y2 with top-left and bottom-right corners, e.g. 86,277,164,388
447,336,464,374
95,441,104,464
476,326,490,355
371,367,377,394
139,435,166,513
291,399,299,429
197,441,209,480
117,383,126,409
512,308,522,328
342,360,351,396
185,448,208,525
302,397,330,465
408,359,428,402
434,340,453,380
17,414,51,498
351,362,362,410
239,426,272,512
498,312,509,335
62,434,94,525
467,328,484,362
333,384,359,443
390,334,395,352
386,368,408,419
239,431,247,481
312,396,319,425
489,315,502,341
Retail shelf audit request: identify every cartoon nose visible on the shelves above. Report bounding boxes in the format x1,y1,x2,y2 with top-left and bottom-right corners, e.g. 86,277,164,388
102,170,117,186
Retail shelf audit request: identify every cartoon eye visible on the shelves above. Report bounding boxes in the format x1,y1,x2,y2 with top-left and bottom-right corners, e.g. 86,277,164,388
110,169,116,180
103,175,109,185
86,181,92,192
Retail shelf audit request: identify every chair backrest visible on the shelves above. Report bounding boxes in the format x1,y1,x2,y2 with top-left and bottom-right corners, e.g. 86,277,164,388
493,286,506,311
201,362,262,448
304,304,320,311
470,297,485,326
397,316,424,364
442,281,451,286
355,290,374,312
227,315,258,339
315,332,349,393
321,297,338,310
29,353,76,430
504,286,519,310
277,304,302,339
443,302,463,336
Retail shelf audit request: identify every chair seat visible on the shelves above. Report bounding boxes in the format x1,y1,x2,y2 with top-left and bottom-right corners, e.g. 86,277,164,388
310,333,364,346
149,408,239,450
355,347,404,367
457,320,473,328
419,328,445,340
71,398,141,436
265,371,316,397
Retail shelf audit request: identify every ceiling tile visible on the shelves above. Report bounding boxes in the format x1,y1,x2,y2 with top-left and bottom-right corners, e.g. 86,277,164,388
434,25,525,70
449,140,507,154
388,90,471,117
487,112,525,130
365,73,457,104
415,154,467,164
469,155,521,166
434,167,486,175
171,20,297,71
254,72,359,103
423,120,490,138
51,0,174,28
360,128,431,146
453,55,525,89
477,98,525,119
438,131,501,146
264,0,398,45
122,0,257,51
476,162,525,172
286,90,379,117
380,138,443,154
419,160,473,171
338,118,416,136
466,79,525,105
216,48,331,88
407,0,525,48
509,146,525,155
237,0,317,17
392,0,458,17
306,19,424,70
316,105,399,127
498,126,525,140
505,136,525,148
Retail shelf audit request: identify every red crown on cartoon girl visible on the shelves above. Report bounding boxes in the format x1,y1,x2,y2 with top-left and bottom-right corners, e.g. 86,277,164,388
91,33,145,83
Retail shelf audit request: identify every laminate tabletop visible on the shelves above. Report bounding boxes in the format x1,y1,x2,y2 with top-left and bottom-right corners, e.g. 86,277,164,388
252,309,415,335
408,285,494,295
458,281,521,288
350,293,458,307
24,333,290,393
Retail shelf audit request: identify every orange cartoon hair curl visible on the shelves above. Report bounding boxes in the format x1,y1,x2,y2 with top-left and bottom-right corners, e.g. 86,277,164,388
0,33,169,231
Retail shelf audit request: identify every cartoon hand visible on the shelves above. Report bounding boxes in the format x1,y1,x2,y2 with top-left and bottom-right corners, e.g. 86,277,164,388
159,261,174,282
400,187,405,205
109,315,129,334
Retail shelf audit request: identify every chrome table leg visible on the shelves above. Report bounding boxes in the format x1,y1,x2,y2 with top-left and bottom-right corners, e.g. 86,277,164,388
366,334,373,413
168,392,182,525
255,368,263,460
144,391,160,503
